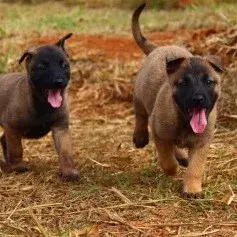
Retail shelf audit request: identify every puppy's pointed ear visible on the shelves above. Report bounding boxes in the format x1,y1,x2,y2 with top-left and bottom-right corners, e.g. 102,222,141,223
166,57,186,75
55,33,73,51
205,55,224,73
19,48,37,64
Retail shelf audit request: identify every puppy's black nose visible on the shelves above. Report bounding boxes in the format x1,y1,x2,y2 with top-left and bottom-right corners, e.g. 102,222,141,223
192,94,204,105
54,79,64,87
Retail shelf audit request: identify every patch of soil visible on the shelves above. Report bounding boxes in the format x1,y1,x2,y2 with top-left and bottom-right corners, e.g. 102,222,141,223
28,27,222,60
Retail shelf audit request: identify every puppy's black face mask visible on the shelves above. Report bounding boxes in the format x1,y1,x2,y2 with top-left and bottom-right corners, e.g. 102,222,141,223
28,46,70,108
19,33,72,109
167,56,223,134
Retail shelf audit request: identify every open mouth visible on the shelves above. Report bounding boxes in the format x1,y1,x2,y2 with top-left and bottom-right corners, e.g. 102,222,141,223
46,89,63,108
188,108,208,134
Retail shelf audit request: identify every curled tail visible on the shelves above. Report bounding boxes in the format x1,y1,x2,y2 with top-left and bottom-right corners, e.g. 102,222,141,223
132,3,158,55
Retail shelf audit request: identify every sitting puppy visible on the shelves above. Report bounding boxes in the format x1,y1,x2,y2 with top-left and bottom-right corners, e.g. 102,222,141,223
132,4,223,198
0,33,79,181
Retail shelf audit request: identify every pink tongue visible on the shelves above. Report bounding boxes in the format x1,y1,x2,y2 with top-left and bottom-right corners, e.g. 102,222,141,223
190,109,207,134
48,89,62,108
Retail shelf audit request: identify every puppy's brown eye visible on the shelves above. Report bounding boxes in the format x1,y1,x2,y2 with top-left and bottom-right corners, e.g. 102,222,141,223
62,63,69,69
206,79,215,85
178,78,188,86
178,76,190,86
178,80,186,86
37,64,46,70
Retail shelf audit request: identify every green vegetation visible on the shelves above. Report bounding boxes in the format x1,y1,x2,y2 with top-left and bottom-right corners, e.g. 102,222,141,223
0,1,236,37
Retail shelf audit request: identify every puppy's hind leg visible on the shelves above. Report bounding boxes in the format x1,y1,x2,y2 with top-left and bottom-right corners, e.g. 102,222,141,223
133,99,149,148
153,133,179,176
0,129,28,173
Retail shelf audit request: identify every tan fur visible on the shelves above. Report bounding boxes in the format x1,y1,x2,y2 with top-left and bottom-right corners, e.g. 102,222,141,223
52,126,77,178
132,4,222,198
132,3,157,55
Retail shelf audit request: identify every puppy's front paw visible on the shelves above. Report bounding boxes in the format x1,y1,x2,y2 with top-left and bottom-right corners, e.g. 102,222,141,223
183,176,203,199
133,131,149,148
0,161,29,173
182,191,203,199
60,169,79,182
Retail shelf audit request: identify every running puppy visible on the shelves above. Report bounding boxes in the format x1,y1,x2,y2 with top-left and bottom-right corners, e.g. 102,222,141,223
0,33,79,181
132,4,223,198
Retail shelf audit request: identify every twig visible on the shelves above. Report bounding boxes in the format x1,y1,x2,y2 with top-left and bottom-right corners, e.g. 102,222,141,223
226,185,236,205
142,223,200,227
104,209,144,234
97,198,174,210
0,203,62,215
7,199,22,220
0,221,26,234
91,220,237,228
110,187,132,204
174,229,220,237
138,222,237,228
89,158,111,168
28,209,50,237
223,115,237,120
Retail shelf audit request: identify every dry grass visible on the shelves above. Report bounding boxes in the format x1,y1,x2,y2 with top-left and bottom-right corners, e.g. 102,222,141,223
0,113,236,236
0,33,237,235
0,2,237,237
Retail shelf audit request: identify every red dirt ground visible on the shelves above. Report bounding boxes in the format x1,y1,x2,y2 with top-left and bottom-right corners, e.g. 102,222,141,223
28,27,222,60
